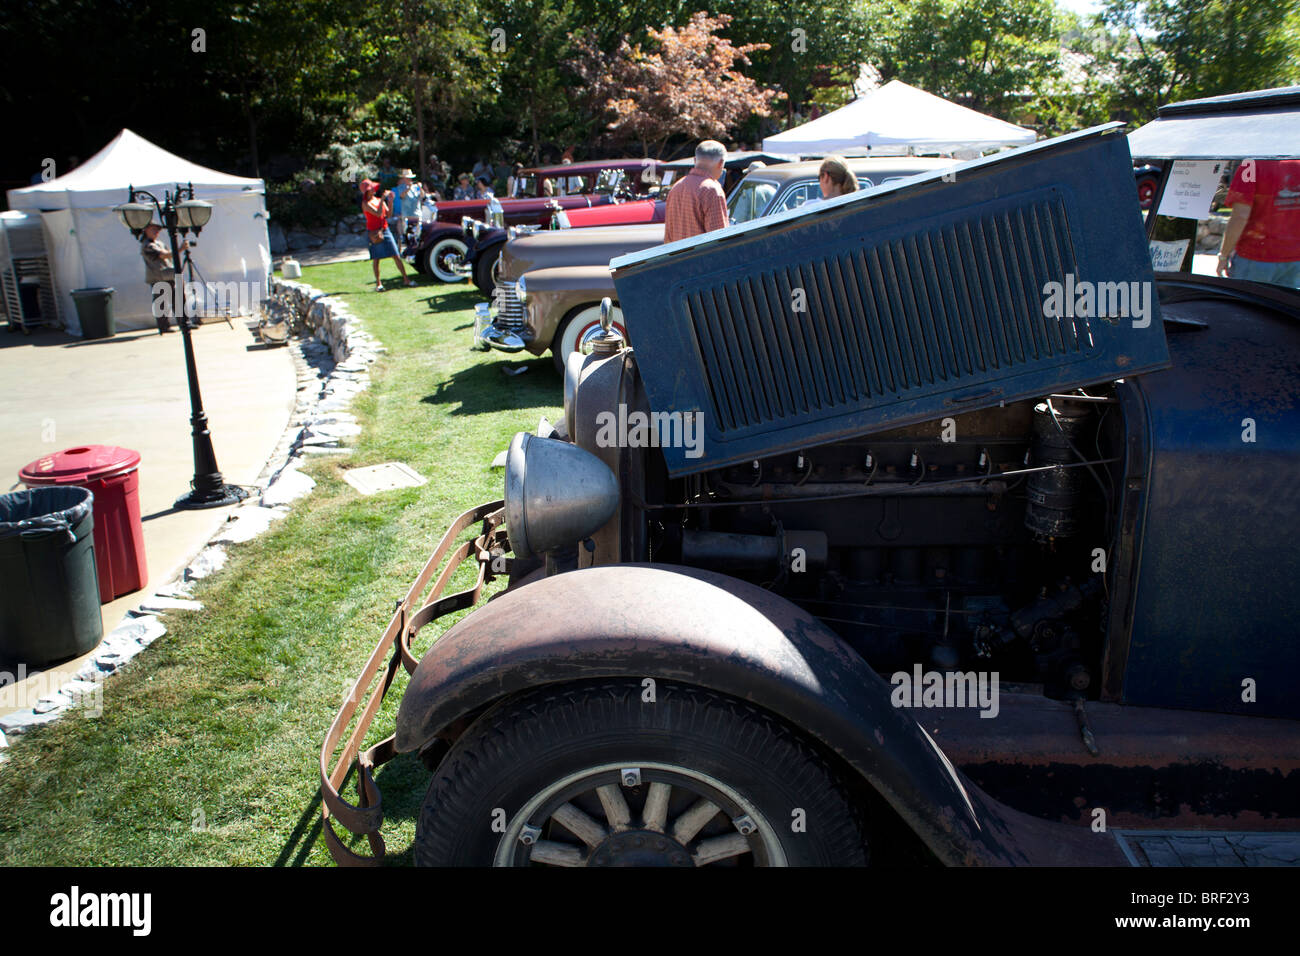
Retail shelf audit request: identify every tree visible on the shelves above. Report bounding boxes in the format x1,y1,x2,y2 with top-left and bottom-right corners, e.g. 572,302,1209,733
203,0,358,177
1096,0,1300,122
364,0,498,178
569,11,778,158
710,0,873,119
863,0,1063,119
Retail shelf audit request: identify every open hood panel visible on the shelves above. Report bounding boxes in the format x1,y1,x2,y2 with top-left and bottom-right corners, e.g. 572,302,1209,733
612,126,1170,477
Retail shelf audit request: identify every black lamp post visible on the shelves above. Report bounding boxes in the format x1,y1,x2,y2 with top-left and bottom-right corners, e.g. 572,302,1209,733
113,183,248,510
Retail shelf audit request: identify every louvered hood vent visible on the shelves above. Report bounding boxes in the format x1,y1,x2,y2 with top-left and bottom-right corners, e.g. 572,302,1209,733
611,126,1170,477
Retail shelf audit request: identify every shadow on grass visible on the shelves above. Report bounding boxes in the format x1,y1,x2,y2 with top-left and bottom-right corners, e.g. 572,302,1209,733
421,356,558,415
282,757,424,866
423,288,482,315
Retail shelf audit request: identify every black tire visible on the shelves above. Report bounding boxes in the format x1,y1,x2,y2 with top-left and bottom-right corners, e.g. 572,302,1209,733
473,247,500,297
414,679,869,867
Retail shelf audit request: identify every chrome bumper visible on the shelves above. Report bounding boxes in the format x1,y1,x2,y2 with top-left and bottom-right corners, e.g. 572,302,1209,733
473,303,527,353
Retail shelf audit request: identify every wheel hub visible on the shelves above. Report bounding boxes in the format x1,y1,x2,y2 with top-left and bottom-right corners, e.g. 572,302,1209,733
588,829,693,867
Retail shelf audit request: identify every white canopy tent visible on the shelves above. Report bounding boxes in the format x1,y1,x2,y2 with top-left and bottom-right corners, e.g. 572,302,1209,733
7,129,270,334
762,80,1037,158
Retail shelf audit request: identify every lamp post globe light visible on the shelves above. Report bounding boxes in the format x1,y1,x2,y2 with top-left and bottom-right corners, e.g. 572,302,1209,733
112,183,247,510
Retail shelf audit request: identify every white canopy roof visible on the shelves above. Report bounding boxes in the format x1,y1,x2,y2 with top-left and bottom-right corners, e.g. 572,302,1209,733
762,80,1037,156
8,128,263,211
5,129,269,334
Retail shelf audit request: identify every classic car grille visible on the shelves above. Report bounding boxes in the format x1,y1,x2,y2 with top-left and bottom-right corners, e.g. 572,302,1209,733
493,280,526,330
683,197,1090,435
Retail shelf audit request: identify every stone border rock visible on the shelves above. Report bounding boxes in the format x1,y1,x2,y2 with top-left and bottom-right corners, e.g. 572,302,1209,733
270,214,371,255
0,279,382,755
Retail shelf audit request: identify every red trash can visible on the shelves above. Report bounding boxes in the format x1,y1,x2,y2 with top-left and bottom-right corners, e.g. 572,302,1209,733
19,445,147,603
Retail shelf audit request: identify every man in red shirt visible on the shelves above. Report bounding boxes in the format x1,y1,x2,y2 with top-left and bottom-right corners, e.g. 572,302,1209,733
664,140,729,244
1216,158,1300,289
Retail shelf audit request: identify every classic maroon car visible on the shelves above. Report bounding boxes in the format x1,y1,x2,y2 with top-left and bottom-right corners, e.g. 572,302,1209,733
406,159,665,282
555,198,666,229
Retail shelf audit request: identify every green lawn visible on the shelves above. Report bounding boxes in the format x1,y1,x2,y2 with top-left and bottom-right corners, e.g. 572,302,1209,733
0,262,561,865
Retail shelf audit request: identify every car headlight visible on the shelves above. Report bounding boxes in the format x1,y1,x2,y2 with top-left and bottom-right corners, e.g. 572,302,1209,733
461,215,475,238
516,275,528,305
504,431,620,559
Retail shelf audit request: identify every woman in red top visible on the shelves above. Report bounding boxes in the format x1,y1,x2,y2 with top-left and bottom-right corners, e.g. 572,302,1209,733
361,179,416,292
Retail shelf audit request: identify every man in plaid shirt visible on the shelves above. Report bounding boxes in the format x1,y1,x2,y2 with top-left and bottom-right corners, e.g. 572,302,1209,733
664,140,729,244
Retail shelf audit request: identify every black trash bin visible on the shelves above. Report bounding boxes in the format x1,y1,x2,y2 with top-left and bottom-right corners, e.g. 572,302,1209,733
0,487,103,666
71,287,116,339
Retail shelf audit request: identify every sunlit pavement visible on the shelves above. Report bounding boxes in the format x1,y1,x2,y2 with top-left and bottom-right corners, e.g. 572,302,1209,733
0,318,295,715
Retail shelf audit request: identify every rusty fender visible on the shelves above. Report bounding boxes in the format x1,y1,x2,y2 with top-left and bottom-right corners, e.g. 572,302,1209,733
395,563,1123,866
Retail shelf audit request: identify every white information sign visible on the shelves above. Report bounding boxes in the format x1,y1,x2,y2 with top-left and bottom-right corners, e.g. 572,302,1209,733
1156,159,1226,221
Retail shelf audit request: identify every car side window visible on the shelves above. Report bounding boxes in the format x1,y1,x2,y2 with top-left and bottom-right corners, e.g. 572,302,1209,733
776,182,820,213
728,181,777,224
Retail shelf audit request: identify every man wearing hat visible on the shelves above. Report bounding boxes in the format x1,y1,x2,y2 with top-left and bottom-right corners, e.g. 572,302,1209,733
140,222,181,334
391,168,422,239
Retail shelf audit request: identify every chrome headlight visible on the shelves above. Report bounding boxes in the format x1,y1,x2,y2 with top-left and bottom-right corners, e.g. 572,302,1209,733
461,215,475,238
486,197,505,228
504,431,619,559
515,275,528,305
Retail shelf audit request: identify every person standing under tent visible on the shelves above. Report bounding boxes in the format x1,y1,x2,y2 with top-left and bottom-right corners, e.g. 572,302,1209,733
140,222,180,334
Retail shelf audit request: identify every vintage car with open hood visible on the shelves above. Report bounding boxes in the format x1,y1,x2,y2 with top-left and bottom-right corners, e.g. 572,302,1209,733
322,91,1300,868
474,157,958,373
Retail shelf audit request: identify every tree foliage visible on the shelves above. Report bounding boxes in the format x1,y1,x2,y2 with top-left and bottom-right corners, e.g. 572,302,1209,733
863,0,1063,117
1095,0,1300,122
568,11,778,157
7,0,1300,194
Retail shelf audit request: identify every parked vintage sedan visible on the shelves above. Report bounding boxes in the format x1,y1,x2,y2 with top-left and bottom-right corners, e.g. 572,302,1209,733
323,90,1300,868
460,195,666,296
478,157,957,372
406,159,665,282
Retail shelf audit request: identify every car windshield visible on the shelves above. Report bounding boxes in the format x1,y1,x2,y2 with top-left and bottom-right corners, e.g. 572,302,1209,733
1147,158,1300,291
594,168,625,194
512,175,536,198
728,180,778,224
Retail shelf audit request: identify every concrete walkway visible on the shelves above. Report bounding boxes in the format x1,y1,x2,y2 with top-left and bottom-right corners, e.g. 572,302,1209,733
0,319,295,716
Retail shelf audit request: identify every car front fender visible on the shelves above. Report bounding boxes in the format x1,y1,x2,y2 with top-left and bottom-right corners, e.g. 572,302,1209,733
395,563,1121,866
519,265,616,355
